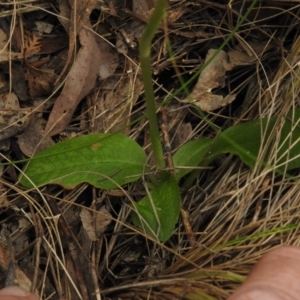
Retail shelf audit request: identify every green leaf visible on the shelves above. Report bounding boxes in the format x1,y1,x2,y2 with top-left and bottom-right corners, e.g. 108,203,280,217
173,108,300,180
207,109,300,171
173,138,212,180
131,174,181,242
19,133,147,190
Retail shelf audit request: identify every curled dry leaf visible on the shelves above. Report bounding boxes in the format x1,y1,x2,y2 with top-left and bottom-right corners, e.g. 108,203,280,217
182,49,236,111
223,40,272,70
0,93,30,147
80,207,111,241
55,0,96,83
45,21,101,136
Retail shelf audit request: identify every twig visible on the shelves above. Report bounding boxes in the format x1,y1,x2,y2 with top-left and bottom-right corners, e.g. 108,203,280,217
160,108,196,245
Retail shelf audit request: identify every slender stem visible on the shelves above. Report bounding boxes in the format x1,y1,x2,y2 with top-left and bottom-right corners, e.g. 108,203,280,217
139,0,167,172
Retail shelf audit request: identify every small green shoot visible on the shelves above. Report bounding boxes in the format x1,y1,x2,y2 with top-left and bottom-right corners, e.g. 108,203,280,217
139,0,167,172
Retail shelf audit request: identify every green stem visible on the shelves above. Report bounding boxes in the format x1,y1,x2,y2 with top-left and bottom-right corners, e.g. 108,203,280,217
139,0,167,172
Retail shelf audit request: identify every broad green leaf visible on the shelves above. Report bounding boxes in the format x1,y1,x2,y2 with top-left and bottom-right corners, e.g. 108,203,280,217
206,109,300,171
173,138,212,180
19,133,147,190
131,174,181,242
174,108,300,179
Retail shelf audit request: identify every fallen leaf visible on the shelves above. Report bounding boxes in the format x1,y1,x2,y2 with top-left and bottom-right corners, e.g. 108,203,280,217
173,122,193,149
95,206,112,236
121,0,153,47
0,31,43,63
0,242,34,293
0,92,29,126
80,209,97,241
18,114,54,157
0,92,30,149
224,41,272,70
39,36,68,54
80,206,111,241
96,36,119,80
182,49,236,111
10,63,28,101
167,6,187,24
45,21,102,136
55,0,96,84
26,62,57,98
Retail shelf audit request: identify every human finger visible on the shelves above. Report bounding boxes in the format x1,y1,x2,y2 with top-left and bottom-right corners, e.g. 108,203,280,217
0,286,38,300
228,246,300,300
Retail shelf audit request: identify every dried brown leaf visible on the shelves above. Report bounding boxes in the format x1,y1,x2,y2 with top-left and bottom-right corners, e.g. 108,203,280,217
0,243,33,293
0,92,30,131
11,64,28,101
182,49,236,111
26,63,57,98
224,41,272,70
80,207,111,241
45,21,101,136
18,115,54,157
80,209,97,241
55,0,96,84
167,6,187,24
96,37,118,80
173,122,193,149
39,36,68,54
95,206,112,236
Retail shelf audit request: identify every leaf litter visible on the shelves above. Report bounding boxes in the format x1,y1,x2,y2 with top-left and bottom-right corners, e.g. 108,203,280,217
45,19,102,136
1,1,300,299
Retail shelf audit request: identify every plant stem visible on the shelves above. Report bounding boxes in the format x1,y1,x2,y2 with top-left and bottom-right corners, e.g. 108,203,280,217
139,0,167,172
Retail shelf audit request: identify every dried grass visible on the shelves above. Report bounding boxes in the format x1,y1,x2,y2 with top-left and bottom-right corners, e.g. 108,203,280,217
1,1,300,299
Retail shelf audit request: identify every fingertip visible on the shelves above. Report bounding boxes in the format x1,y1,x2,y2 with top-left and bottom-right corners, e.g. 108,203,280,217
0,287,29,297
0,287,38,300
228,246,300,300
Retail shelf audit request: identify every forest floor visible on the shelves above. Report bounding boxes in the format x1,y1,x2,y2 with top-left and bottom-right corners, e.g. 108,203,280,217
0,1,300,299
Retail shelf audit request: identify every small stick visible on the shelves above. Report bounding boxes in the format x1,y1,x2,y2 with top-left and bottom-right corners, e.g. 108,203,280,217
160,108,196,246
